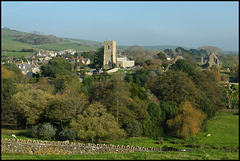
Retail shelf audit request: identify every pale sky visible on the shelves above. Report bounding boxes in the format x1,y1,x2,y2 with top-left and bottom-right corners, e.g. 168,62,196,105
1,1,239,51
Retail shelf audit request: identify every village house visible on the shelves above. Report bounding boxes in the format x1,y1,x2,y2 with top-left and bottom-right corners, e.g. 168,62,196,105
17,63,40,77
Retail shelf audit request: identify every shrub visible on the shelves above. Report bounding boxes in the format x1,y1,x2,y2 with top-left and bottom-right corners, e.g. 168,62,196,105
58,129,78,141
30,123,57,140
125,120,142,137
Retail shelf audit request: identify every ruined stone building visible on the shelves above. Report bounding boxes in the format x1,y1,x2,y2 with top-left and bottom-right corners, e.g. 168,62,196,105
201,52,220,68
103,41,134,69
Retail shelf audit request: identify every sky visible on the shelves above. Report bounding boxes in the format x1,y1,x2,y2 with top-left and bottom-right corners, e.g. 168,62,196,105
1,1,239,51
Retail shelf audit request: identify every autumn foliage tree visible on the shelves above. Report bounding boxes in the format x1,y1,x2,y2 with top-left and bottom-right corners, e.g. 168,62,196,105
167,100,206,139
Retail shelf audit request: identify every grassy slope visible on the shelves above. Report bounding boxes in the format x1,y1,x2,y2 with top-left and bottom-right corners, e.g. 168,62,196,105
195,109,239,147
1,29,99,53
1,109,239,160
1,29,35,51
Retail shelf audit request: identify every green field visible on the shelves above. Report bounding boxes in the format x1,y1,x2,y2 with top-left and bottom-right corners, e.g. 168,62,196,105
34,42,98,51
1,51,35,58
1,109,239,160
1,29,98,53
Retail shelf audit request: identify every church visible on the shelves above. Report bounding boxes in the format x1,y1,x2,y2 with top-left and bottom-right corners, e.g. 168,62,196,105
103,41,134,69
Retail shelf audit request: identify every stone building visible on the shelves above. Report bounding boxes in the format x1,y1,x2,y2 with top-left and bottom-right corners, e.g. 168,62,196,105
117,57,135,68
201,52,220,68
103,41,117,69
103,41,134,69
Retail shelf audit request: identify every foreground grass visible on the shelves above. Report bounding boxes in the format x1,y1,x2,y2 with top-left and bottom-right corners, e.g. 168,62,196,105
1,149,239,160
194,109,239,148
1,109,239,160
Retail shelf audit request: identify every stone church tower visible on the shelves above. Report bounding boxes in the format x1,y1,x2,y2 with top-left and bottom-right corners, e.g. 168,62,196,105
103,41,117,69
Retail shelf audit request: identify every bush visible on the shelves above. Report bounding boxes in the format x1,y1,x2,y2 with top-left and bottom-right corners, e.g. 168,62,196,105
125,120,142,137
58,129,78,141
30,123,57,140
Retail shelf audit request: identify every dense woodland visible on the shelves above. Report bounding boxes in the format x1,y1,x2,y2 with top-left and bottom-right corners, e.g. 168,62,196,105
1,46,239,143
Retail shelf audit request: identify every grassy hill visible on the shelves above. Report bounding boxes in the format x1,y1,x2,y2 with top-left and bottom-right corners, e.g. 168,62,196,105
1,28,132,57
2,28,238,58
1,28,100,55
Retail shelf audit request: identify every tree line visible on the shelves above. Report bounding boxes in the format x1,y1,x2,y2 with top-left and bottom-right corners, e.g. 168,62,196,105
1,46,236,142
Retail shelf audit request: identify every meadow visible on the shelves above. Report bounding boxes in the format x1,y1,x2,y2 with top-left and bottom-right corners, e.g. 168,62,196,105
1,109,239,160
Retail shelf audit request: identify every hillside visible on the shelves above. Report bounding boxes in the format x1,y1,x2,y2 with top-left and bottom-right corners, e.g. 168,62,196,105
1,28,99,52
2,28,237,57
197,46,223,55
141,45,188,51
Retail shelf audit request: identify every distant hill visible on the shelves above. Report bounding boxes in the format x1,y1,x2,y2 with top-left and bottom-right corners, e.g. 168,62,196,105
2,28,237,56
140,45,186,51
1,28,100,52
197,46,223,55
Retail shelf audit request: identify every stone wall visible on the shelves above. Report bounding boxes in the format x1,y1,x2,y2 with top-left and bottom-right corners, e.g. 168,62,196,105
1,139,161,155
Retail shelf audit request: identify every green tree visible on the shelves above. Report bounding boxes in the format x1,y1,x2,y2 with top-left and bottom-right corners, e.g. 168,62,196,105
191,70,226,116
46,90,89,130
93,47,104,70
105,73,133,125
31,123,57,140
157,52,167,61
230,63,239,82
11,84,54,126
129,83,148,100
53,74,81,93
143,102,164,138
153,70,201,107
125,120,142,137
41,57,73,78
70,102,126,142
170,59,196,76
80,76,95,95
1,78,18,128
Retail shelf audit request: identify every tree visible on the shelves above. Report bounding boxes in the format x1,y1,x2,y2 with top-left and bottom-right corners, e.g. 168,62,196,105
70,102,126,142
46,90,89,130
170,59,196,76
166,100,205,139
129,83,148,100
157,52,167,61
41,57,73,78
80,76,95,96
1,78,18,128
143,102,164,138
31,123,57,140
125,120,143,137
3,63,25,83
153,70,201,107
93,47,104,70
53,74,81,93
124,46,146,65
105,73,133,125
191,70,226,116
230,63,239,82
1,65,14,79
11,84,54,126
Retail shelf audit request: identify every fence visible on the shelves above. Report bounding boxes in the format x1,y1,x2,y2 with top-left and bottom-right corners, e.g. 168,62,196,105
1,138,162,155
